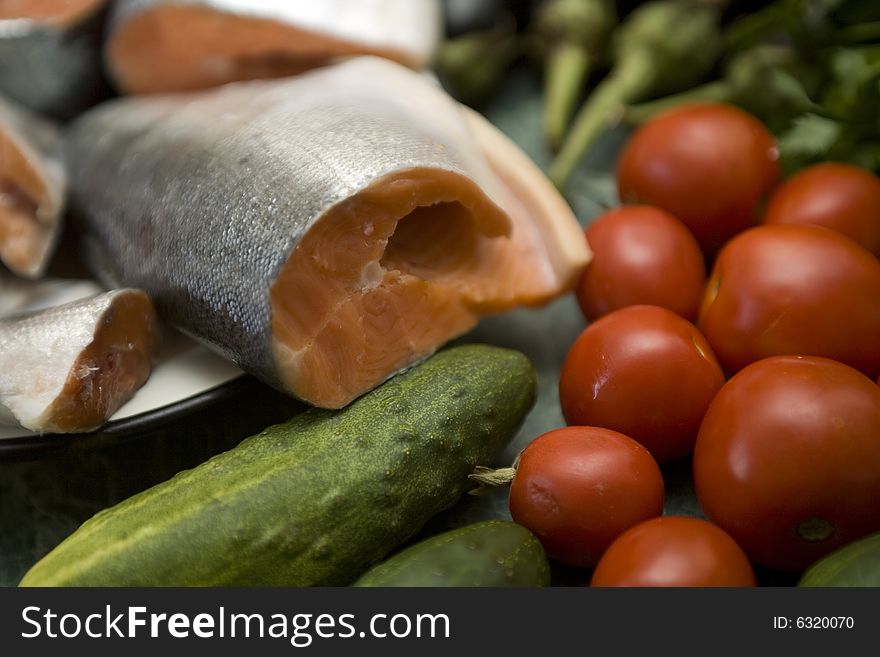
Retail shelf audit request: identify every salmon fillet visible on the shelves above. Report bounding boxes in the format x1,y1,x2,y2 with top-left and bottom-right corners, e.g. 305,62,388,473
66,57,590,409
0,289,160,434
106,0,443,94
0,96,65,278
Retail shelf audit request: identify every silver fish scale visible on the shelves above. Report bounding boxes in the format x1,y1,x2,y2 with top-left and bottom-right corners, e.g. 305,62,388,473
67,58,499,399
0,290,133,427
0,8,108,120
0,289,120,355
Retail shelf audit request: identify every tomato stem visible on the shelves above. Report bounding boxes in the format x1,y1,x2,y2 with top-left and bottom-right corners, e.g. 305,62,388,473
468,450,525,495
797,518,835,543
467,466,517,494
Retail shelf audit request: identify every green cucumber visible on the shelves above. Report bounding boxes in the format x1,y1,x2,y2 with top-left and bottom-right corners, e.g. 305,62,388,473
353,520,550,587
799,532,880,587
20,345,536,587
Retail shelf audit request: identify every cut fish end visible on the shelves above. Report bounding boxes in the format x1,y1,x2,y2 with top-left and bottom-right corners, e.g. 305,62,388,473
0,0,105,27
274,278,480,410
0,181,55,278
270,168,580,408
32,290,159,434
0,117,63,279
107,4,434,95
463,106,592,289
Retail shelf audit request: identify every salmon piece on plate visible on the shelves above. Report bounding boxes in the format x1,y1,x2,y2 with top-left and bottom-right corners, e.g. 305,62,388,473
0,288,160,434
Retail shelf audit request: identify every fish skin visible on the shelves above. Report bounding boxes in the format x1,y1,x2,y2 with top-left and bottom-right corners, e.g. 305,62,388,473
0,289,159,434
66,57,586,408
0,3,110,120
0,94,65,278
68,58,501,394
108,0,443,93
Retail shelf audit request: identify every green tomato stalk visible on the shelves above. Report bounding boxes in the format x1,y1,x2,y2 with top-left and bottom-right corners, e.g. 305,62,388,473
549,0,723,190
533,0,617,151
436,16,521,108
624,45,816,133
832,21,880,45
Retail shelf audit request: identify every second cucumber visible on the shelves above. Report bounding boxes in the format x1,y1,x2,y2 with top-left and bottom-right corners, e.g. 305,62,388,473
353,520,551,587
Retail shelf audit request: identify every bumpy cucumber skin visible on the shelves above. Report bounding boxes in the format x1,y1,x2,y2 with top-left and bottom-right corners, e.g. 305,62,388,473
353,520,550,587
20,345,536,587
799,532,880,587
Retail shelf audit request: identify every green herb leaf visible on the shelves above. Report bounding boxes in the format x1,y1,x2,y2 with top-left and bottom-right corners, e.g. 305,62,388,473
779,112,842,158
821,46,880,122
726,0,842,52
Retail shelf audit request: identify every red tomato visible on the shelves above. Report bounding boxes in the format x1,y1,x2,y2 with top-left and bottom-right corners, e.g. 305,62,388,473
617,103,780,257
590,516,756,587
694,356,880,571
698,224,880,378
576,205,706,321
509,426,664,567
559,305,725,463
764,162,880,257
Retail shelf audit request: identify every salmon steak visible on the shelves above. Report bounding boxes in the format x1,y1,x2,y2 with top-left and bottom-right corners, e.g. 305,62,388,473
0,288,160,434
0,95,65,278
106,0,443,94
0,0,108,119
66,57,590,409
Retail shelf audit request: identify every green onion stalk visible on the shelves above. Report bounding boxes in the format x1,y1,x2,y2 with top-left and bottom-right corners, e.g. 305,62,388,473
820,44,880,126
832,21,880,45
549,0,723,190
436,16,521,108
624,44,816,133
830,0,880,43
533,0,617,151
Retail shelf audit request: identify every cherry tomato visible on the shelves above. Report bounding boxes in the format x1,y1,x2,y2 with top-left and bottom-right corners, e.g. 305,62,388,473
559,305,725,463
509,426,664,568
617,103,780,257
764,162,880,257
694,356,880,571
577,205,706,321
590,516,756,587
698,224,880,378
